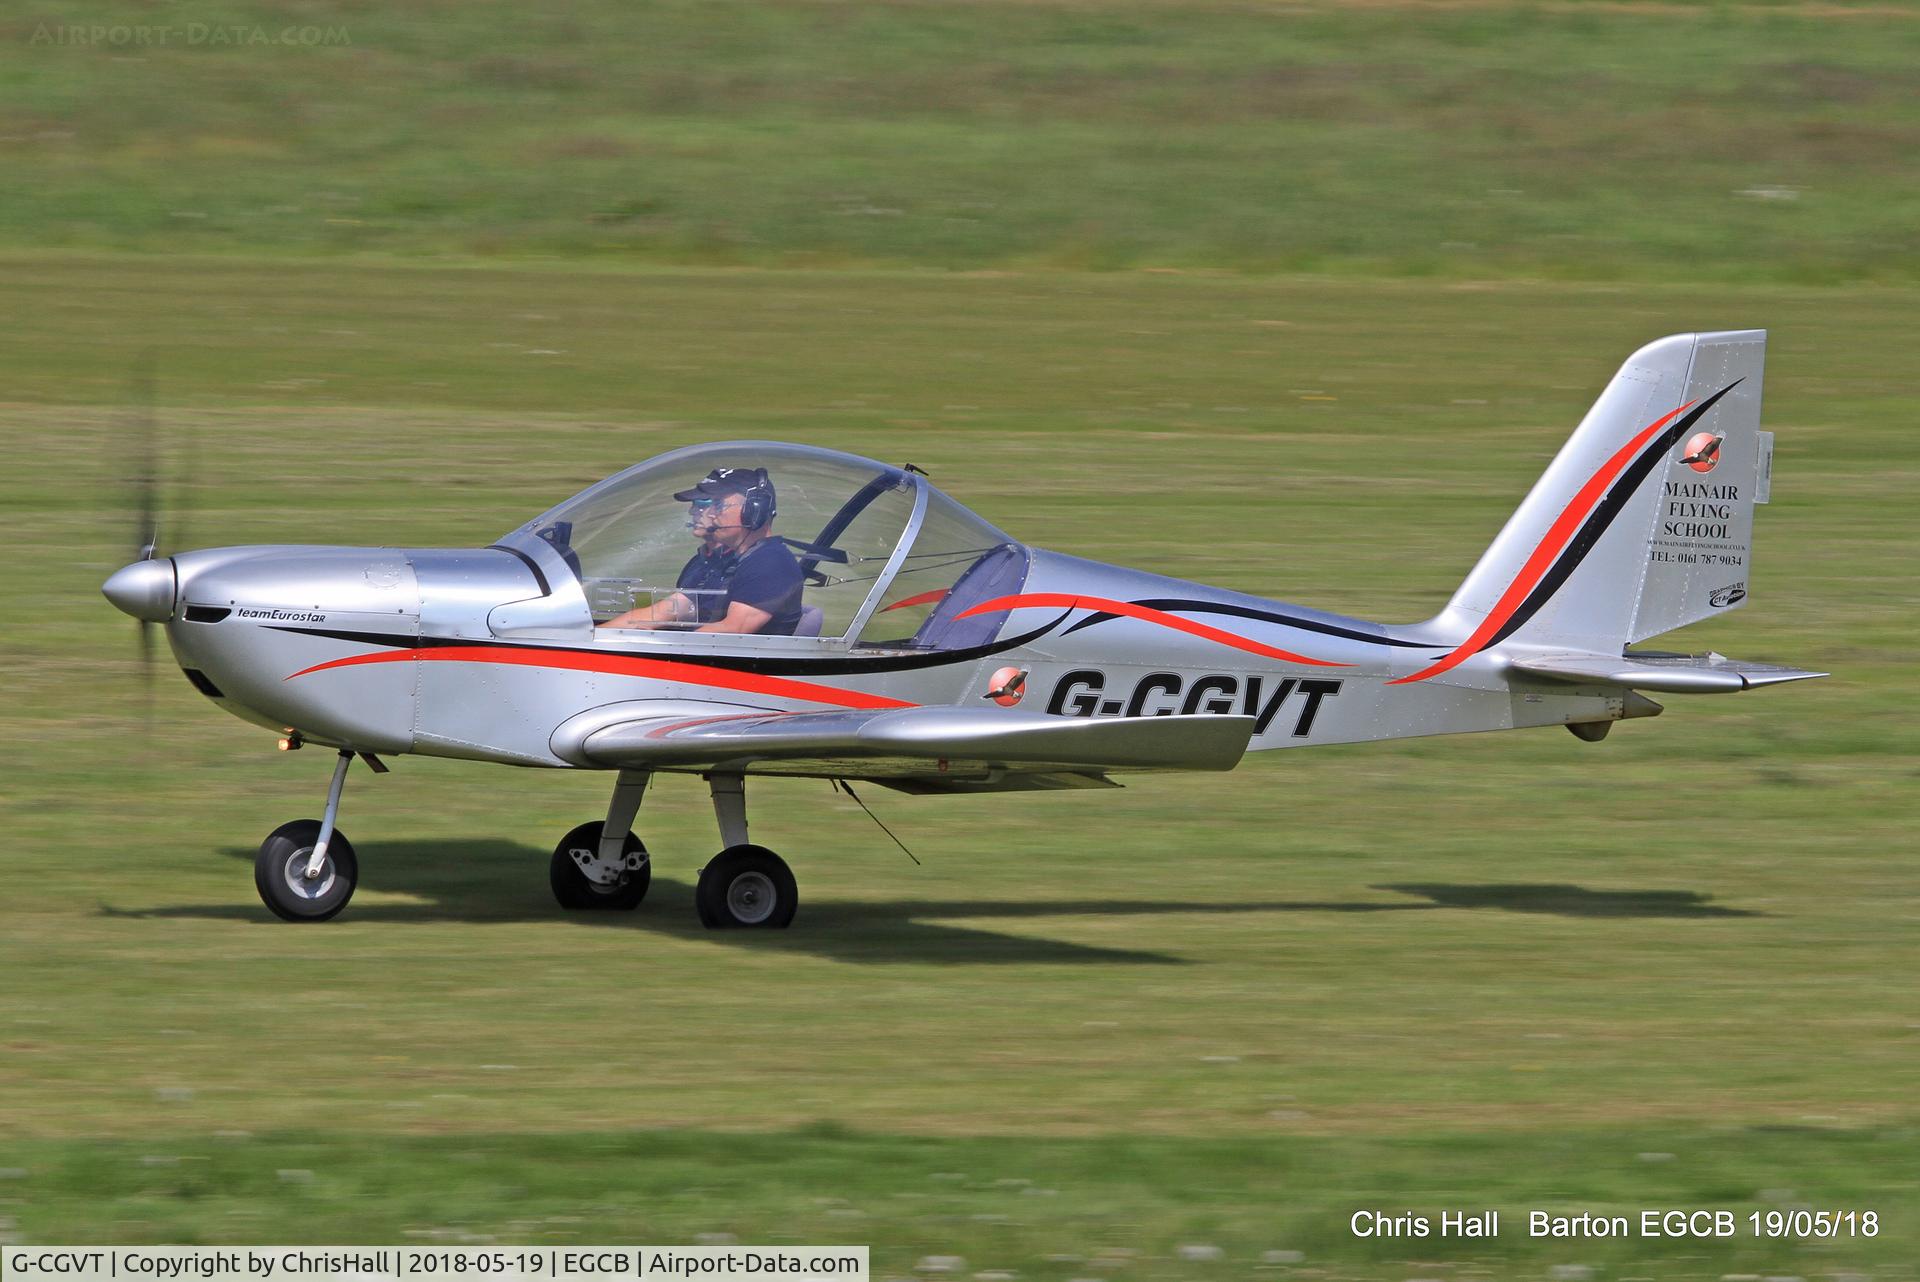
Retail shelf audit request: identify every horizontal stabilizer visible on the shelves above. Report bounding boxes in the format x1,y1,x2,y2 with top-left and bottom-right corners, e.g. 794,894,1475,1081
1509,650,1827,694
570,705,1255,774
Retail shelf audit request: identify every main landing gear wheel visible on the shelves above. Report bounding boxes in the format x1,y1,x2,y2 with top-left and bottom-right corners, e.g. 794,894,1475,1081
550,821,651,911
255,819,358,922
695,844,797,930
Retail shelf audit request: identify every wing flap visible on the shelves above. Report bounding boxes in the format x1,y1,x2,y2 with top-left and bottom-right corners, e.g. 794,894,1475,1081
873,771,1123,795
1508,650,1827,694
576,706,1254,773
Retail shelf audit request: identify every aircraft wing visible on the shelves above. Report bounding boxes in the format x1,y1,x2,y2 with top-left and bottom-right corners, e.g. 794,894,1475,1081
1507,650,1827,694
562,705,1255,781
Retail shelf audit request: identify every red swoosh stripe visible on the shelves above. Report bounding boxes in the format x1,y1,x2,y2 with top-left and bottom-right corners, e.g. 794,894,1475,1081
881,588,950,613
286,647,917,710
1388,398,1696,686
957,593,1346,667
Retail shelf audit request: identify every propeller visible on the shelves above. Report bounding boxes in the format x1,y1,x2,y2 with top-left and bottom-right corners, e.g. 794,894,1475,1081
132,357,157,686
102,352,191,703
131,355,158,561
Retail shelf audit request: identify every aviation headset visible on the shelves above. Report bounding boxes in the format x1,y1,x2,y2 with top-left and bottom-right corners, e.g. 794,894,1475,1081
735,468,776,531
679,467,777,531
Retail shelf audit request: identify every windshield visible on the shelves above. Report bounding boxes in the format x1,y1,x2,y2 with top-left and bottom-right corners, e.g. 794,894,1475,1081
503,442,1026,647
503,443,925,639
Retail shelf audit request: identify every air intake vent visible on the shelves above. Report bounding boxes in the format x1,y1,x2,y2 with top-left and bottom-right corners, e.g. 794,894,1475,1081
183,668,224,698
184,606,231,624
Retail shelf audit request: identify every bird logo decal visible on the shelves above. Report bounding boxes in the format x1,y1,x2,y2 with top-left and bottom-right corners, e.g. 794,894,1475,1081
984,666,1028,707
1680,431,1723,473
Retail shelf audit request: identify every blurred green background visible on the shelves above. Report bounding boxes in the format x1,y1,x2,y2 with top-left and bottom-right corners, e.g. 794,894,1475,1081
5,0,1920,279
2,2,1915,1278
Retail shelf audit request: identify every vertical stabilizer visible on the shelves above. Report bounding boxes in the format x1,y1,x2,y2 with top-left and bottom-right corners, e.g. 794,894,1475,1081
1410,332,1770,681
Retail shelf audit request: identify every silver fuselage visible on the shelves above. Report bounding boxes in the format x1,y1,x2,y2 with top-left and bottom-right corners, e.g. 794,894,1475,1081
153,538,1628,773
111,335,1822,793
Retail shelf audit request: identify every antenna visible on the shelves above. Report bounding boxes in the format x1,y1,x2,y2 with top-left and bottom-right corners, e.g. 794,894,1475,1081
832,779,921,865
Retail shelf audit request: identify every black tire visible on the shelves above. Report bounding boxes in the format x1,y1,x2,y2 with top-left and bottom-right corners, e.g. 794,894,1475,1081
255,819,358,922
695,844,797,930
550,821,650,911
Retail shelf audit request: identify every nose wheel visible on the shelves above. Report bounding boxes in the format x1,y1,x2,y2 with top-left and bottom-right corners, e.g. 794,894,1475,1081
255,819,359,921
255,749,363,921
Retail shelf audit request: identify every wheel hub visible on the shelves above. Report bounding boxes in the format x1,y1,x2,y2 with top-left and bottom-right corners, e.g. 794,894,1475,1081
726,871,777,925
283,849,335,900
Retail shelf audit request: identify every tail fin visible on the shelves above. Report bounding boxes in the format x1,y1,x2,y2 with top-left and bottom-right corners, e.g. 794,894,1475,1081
1419,331,1772,676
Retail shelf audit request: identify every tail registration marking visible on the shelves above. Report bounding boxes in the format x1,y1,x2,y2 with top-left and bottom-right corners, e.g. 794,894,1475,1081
1048,669,1342,738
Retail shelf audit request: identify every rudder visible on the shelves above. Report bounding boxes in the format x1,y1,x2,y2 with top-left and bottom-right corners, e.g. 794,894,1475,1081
1628,332,1768,641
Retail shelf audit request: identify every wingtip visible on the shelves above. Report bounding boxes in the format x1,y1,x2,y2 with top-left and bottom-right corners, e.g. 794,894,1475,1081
1738,668,1829,690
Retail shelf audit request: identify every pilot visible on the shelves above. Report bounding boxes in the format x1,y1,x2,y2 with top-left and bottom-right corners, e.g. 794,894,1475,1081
598,467,805,635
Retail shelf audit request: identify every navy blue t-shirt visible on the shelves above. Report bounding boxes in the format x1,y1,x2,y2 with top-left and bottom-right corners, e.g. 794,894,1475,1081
675,539,804,635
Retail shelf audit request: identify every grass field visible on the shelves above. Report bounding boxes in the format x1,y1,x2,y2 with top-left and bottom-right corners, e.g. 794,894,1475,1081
5,1,1920,281
1,256,1914,1277
3,0,1918,1275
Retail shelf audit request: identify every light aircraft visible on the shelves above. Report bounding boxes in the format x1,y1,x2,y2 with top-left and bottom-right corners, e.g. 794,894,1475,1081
103,330,1822,928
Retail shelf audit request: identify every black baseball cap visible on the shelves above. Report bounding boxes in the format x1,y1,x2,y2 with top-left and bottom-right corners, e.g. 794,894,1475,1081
673,467,769,502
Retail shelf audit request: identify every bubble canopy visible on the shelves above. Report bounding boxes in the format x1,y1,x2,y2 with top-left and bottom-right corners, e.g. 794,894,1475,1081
499,442,1027,648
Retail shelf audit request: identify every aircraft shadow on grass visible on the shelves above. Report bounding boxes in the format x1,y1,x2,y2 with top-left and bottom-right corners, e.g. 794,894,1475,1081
96,841,1759,964
1375,882,1762,918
